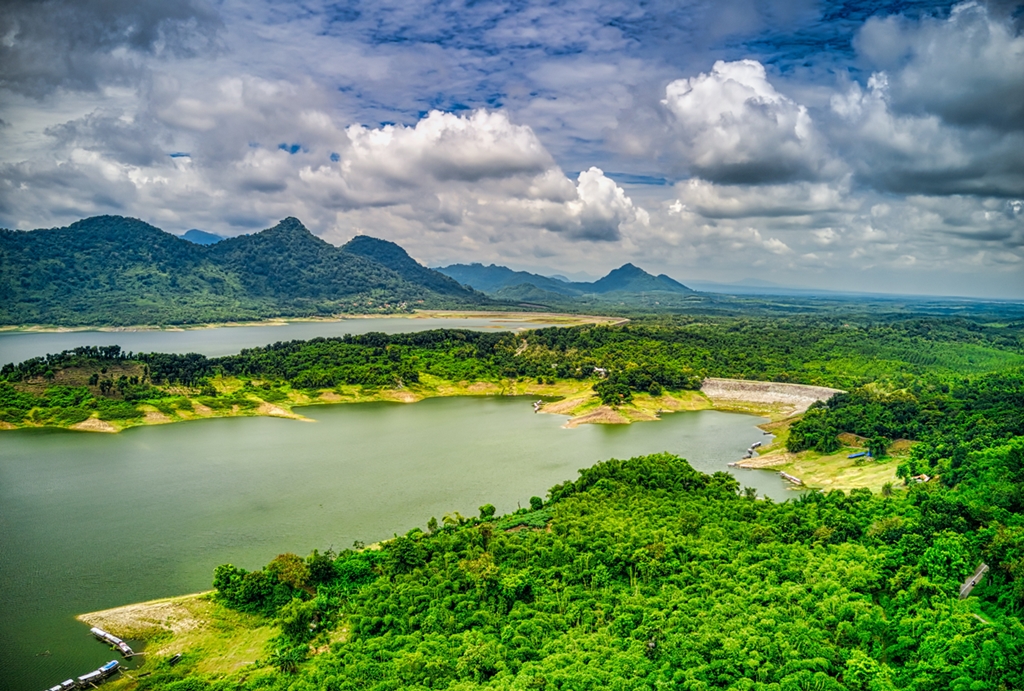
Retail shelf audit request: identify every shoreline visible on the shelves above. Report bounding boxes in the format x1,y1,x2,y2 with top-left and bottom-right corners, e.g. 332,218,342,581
0,310,626,334
1,376,831,435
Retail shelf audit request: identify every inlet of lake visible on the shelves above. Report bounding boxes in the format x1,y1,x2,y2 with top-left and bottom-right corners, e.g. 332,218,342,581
0,318,793,690
0,315,574,367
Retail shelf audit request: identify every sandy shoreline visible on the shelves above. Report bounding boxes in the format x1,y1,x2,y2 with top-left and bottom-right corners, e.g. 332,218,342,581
0,310,624,334
77,592,215,639
701,377,843,417
2,376,842,435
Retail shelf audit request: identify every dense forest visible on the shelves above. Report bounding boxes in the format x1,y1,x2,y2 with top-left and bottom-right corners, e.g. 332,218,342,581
139,441,1024,691
4,315,1024,689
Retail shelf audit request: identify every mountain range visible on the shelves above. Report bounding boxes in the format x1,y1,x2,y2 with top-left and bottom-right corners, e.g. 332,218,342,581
0,215,700,326
0,216,488,326
436,262,693,301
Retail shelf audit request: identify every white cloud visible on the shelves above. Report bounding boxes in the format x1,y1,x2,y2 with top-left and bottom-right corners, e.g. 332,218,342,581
673,178,854,219
342,110,554,187
826,3,1024,197
830,71,1024,196
856,2,1024,132
661,59,833,183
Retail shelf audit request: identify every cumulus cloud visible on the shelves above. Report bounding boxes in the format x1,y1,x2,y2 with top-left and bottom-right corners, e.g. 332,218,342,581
342,110,554,188
0,99,644,249
856,2,1024,132
302,112,644,241
830,68,1024,197
826,3,1024,197
0,0,222,97
674,178,855,219
661,60,833,183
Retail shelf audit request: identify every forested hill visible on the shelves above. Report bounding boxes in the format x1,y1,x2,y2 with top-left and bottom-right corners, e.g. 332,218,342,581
342,235,471,296
0,215,492,326
437,262,695,298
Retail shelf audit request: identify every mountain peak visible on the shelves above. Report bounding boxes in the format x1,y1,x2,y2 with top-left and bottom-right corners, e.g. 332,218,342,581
591,263,693,294
343,235,472,296
264,217,311,235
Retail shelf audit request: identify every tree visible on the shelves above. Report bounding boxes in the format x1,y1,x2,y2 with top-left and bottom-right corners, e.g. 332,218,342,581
267,553,310,592
479,503,496,520
868,436,889,459
530,496,544,511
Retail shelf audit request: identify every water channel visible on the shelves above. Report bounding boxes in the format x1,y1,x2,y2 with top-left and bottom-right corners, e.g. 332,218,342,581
0,315,573,367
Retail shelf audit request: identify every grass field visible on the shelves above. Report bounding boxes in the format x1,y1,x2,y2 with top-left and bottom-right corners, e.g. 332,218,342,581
79,593,278,688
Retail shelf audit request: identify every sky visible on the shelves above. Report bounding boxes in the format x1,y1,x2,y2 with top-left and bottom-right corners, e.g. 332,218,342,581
1,0,1023,298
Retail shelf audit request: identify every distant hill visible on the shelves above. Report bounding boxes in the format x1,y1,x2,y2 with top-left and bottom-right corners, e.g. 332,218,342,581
0,216,490,326
589,263,693,294
342,235,471,297
181,229,225,245
435,263,580,296
437,262,694,299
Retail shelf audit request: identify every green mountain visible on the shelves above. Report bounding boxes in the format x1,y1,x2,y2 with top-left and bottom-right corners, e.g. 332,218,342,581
0,215,490,326
434,263,580,296
437,261,694,298
342,235,471,297
589,262,693,294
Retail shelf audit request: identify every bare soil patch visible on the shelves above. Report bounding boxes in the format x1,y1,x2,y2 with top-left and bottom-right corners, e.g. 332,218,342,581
838,432,869,447
70,417,117,433
78,593,213,639
540,396,590,416
382,390,421,403
143,410,172,423
701,378,843,416
736,451,794,469
565,406,628,428
256,402,294,417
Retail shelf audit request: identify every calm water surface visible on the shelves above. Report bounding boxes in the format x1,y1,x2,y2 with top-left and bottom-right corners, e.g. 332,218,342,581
0,397,791,690
0,316,568,366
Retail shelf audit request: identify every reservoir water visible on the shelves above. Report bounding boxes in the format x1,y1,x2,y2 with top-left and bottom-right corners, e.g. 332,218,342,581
0,397,788,690
0,315,573,367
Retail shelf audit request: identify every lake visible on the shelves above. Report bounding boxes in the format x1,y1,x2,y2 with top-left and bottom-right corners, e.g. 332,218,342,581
0,315,575,367
0,397,789,690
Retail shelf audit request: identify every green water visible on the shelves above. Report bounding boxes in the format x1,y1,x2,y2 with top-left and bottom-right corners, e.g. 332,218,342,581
0,316,567,367
0,397,787,690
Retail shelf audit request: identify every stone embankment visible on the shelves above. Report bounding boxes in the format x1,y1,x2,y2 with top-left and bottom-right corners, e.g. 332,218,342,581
700,378,843,416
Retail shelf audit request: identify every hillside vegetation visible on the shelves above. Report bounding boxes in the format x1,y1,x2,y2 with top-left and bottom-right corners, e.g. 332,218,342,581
110,438,1024,691
0,216,491,326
